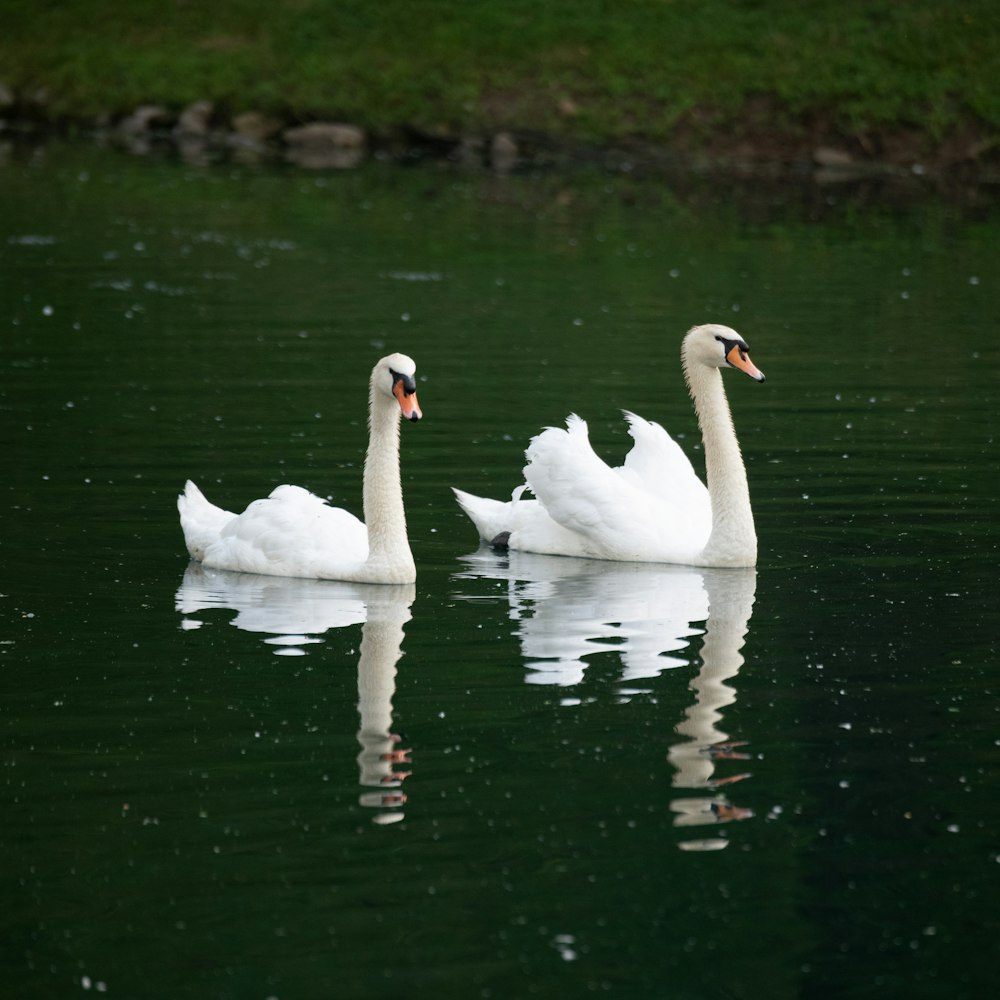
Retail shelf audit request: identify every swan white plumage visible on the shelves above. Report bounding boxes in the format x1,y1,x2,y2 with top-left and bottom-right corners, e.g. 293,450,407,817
453,324,765,567
178,352,422,584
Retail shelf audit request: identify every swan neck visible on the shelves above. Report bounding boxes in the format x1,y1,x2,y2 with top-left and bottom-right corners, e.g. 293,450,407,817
685,359,756,566
363,384,412,573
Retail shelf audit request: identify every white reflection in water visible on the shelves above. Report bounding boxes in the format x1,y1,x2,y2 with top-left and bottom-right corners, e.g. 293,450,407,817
454,550,757,850
667,567,757,851
175,564,415,825
455,550,709,686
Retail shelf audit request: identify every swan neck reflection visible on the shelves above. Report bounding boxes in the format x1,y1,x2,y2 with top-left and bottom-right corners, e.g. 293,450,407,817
175,566,416,825
356,610,414,822
670,568,755,787
668,568,756,850
453,553,758,851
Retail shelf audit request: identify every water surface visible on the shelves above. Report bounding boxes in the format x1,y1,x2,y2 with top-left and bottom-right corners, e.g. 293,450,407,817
2,143,998,998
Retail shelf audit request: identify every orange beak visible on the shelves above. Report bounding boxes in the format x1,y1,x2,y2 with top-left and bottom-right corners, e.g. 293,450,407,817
393,380,422,421
726,344,765,382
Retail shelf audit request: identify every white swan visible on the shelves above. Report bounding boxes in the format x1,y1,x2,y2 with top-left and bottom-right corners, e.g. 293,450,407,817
453,324,764,567
178,352,422,584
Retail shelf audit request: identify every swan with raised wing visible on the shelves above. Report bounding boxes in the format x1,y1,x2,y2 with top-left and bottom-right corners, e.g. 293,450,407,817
178,353,422,584
453,324,764,567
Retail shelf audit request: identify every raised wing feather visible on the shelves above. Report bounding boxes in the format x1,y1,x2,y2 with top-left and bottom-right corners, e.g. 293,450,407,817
523,414,710,563
616,411,710,519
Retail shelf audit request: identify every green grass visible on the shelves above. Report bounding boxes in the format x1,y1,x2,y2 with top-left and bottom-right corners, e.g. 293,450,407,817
2,0,999,144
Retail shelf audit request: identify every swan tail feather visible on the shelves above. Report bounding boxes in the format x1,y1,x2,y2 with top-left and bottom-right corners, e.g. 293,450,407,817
178,480,236,562
452,487,517,543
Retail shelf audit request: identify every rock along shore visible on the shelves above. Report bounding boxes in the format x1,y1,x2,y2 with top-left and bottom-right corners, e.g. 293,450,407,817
2,90,999,188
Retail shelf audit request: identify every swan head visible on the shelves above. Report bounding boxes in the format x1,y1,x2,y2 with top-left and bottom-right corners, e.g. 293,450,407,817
684,324,765,383
374,353,422,421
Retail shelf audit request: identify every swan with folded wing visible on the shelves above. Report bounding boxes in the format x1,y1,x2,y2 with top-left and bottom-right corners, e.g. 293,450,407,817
179,353,422,584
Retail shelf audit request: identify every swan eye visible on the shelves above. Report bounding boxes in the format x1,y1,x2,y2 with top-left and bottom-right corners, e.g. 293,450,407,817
390,368,417,396
716,336,747,363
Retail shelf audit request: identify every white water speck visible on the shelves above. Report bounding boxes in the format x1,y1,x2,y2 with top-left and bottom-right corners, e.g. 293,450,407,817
387,270,443,282
9,234,57,246
553,934,578,961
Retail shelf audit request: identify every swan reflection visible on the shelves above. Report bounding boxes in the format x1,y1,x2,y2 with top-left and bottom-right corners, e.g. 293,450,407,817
454,550,757,850
175,564,415,825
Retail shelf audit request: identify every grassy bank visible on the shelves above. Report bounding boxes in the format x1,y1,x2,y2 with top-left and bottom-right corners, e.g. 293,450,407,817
2,1,999,162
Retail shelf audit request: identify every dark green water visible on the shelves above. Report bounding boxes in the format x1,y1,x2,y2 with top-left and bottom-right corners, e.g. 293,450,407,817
2,143,998,999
